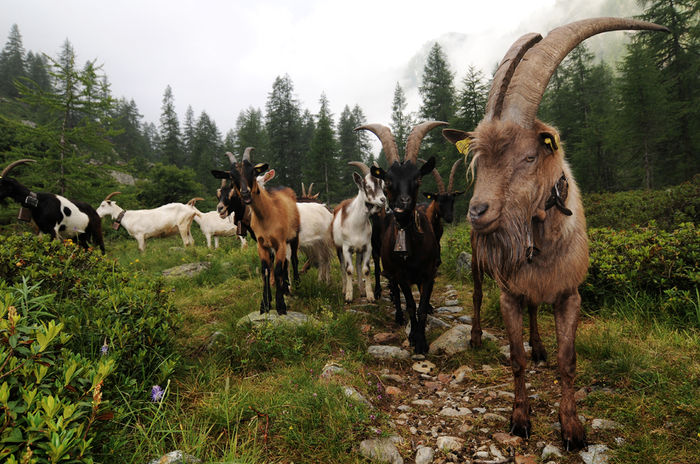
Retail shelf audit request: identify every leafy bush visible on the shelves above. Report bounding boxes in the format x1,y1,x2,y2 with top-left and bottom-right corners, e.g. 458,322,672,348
1,282,115,463
584,222,699,325
0,234,181,457
584,175,699,230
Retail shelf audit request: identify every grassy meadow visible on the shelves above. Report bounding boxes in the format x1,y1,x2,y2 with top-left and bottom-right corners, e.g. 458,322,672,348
1,218,699,463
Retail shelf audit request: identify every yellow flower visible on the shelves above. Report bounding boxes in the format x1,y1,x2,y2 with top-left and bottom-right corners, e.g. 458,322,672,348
135,259,140,263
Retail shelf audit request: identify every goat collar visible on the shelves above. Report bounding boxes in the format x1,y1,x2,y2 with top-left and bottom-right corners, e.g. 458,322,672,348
544,172,572,216
22,191,38,208
112,209,126,231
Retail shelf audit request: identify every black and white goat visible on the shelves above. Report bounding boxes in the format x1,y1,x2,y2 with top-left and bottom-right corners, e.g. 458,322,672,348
330,161,386,303
0,159,105,253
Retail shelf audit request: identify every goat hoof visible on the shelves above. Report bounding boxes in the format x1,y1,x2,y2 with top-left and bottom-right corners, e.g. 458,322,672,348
509,417,531,440
560,417,586,451
531,347,548,364
470,337,483,349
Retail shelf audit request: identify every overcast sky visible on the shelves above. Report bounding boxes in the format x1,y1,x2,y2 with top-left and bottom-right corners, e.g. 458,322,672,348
2,0,641,137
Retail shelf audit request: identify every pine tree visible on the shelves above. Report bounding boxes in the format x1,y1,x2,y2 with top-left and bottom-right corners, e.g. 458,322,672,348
25,52,52,93
111,98,148,162
454,65,487,131
182,105,196,164
158,85,184,166
419,43,455,151
338,104,370,198
191,110,222,188
235,107,268,157
304,93,338,203
390,82,413,152
265,75,303,188
0,24,26,98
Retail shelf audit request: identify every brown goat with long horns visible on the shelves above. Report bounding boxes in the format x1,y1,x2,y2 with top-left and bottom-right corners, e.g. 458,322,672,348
443,18,668,450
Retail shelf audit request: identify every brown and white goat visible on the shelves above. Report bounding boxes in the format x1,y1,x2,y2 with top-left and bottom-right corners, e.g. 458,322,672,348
359,121,447,354
443,18,668,450
211,147,300,314
331,161,386,302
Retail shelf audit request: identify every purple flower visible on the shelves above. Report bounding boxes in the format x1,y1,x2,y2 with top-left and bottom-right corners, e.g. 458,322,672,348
151,385,164,402
101,341,109,356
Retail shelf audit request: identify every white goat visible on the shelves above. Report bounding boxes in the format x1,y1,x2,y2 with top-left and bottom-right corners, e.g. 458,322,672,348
331,162,386,302
189,198,247,249
96,192,200,252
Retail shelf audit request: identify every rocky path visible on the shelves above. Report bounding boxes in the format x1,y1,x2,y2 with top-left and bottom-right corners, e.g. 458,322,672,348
331,283,622,464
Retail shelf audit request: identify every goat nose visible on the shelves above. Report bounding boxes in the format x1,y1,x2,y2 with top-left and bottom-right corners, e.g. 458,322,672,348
469,202,489,219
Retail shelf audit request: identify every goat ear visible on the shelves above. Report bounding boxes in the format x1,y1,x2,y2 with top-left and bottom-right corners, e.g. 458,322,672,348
352,171,364,188
443,129,473,154
370,165,385,180
264,169,276,182
419,156,436,177
211,170,231,179
254,163,269,174
539,131,559,153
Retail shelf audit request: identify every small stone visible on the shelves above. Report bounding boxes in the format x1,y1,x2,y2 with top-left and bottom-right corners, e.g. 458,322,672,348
614,437,625,445
429,324,472,355
412,360,437,374
397,405,412,412
444,299,460,306
592,418,622,430
342,386,372,407
424,381,442,391
410,426,418,435
148,451,201,464
381,374,405,384
411,399,434,407
439,406,472,417
473,407,487,414
458,423,473,433
368,345,411,360
497,390,515,399
450,365,473,385
514,455,538,464
374,332,400,344
541,444,563,460
319,362,346,381
436,436,463,452
484,413,508,423
436,305,462,314
457,315,473,324
386,386,402,396
474,451,489,459
359,437,404,464
490,444,505,459
492,432,524,447
415,446,434,464
580,444,610,464
437,373,452,383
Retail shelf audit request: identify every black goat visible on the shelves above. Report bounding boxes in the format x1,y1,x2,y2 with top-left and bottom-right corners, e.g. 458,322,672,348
0,159,104,253
358,121,446,354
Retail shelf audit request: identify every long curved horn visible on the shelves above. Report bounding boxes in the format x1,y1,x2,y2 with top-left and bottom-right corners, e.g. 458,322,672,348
1,159,36,178
104,191,121,201
348,161,370,176
484,32,542,121
301,182,307,197
501,17,669,128
243,147,255,162
447,158,464,192
419,158,445,193
187,197,205,206
307,183,314,195
355,124,399,166
405,121,449,163
225,151,237,165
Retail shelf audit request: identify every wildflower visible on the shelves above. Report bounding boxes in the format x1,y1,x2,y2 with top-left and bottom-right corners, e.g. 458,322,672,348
289,425,293,430
150,385,164,402
101,339,109,356
370,414,375,421
312,393,317,397
134,259,139,263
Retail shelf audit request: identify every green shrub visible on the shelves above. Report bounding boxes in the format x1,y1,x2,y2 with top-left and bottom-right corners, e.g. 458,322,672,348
0,283,115,463
584,222,699,325
584,175,699,230
0,234,182,457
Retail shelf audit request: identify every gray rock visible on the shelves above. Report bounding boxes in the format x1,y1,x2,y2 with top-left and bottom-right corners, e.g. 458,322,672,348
484,413,508,423
368,345,411,360
427,315,452,330
457,315,473,324
415,446,434,464
381,373,405,384
109,170,136,186
429,324,471,355
591,418,622,430
436,436,463,452
542,444,563,460
412,360,436,374
411,399,434,407
148,451,201,464
435,305,463,314
320,362,347,381
236,311,319,328
580,444,610,464
162,262,211,278
343,386,372,407
359,437,404,464
439,406,472,417
456,252,472,276
443,299,460,306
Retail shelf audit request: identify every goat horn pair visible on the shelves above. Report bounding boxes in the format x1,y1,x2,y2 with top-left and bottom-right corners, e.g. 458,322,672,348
488,17,668,128
356,121,448,166
104,191,121,201
348,161,370,176
1,159,36,178
418,158,446,194
187,197,205,206
225,151,237,165
243,147,255,162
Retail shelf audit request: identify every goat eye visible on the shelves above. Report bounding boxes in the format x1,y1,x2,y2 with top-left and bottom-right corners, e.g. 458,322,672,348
525,155,536,163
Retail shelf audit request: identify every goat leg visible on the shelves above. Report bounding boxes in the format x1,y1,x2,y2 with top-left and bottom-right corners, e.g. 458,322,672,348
500,291,531,439
415,279,434,354
528,303,547,365
259,258,272,313
274,259,288,315
289,236,300,287
554,289,586,451
471,253,484,348
389,279,404,325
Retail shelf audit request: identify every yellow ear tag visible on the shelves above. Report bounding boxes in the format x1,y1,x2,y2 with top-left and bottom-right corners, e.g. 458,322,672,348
544,138,554,151
455,138,471,154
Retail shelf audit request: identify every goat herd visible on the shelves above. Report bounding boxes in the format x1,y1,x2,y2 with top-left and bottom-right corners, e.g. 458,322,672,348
0,18,668,451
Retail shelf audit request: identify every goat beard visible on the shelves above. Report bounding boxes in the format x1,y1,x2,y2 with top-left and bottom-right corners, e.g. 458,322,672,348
473,202,531,289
